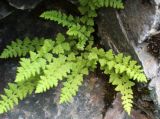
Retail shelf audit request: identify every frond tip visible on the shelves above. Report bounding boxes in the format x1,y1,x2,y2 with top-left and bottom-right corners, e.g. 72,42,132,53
0,81,36,114
0,37,44,58
88,48,147,115
40,10,76,27
60,74,84,103
35,56,73,93
60,61,89,103
109,73,134,114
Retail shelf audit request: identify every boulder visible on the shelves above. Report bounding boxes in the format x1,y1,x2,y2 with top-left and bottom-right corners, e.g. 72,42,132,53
7,0,43,10
97,0,160,118
0,0,14,20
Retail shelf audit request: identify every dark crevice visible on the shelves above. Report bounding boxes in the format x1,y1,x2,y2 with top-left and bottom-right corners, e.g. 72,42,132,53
133,83,155,119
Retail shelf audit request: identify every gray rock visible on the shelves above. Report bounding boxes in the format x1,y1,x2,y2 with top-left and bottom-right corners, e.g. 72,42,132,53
0,1,14,20
97,0,160,118
0,62,105,119
104,94,150,119
7,0,43,10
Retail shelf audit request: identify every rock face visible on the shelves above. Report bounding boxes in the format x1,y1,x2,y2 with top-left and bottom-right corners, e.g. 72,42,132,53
0,0,14,20
7,0,43,10
97,0,160,118
104,94,151,119
0,0,159,119
0,63,106,119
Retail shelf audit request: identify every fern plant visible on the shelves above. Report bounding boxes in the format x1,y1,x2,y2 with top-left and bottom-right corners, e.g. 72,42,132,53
0,0,147,115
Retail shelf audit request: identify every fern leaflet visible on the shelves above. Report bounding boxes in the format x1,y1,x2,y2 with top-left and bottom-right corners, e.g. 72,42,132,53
0,81,36,114
40,10,76,27
109,72,134,114
60,58,89,103
35,55,73,93
0,37,44,58
15,40,55,82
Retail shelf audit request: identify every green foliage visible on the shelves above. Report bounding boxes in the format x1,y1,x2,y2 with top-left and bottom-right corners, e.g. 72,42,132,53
15,39,54,82
41,10,93,50
0,37,44,58
35,56,73,93
0,81,36,113
0,0,147,116
87,48,147,114
40,11,76,27
60,57,89,103
79,0,124,10
40,0,123,50
109,73,134,114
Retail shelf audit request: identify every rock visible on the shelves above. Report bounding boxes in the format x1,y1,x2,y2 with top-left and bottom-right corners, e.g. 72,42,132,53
104,94,126,119
0,62,106,119
7,0,43,10
0,9,65,51
0,0,14,20
97,0,160,118
104,94,150,119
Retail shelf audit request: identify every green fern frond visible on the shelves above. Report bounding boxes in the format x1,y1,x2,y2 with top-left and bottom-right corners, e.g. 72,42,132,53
60,58,89,103
16,57,46,82
0,81,36,114
15,33,72,83
101,0,124,9
40,10,77,28
41,10,93,50
109,73,134,114
15,40,55,82
87,47,147,114
60,73,84,103
52,33,71,55
35,56,73,93
79,0,124,10
95,49,147,83
0,37,44,58
53,33,73,55
67,25,93,49
112,54,147,82
80,16,95,26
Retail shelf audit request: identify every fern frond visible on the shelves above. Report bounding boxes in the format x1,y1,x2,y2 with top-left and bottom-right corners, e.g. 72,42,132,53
53,34,71,54
100,0,124,9
40,10,77,28
87,47,147,114
113,54,147,82
0,37,44,58
67,25,94,49
15,40,55,82
60,58,89,103
109,73,134,114
16,57,46,82
35,56,73,93
41,10,93,50
60,74,84,103
95,49,147,83
80,16,95,26
0,81,36,114
79,0,124,10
